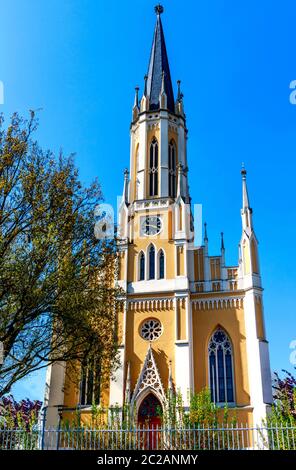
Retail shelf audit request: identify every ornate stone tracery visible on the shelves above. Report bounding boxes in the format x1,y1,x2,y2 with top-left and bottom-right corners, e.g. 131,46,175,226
131,345,166,405
140,319,163,341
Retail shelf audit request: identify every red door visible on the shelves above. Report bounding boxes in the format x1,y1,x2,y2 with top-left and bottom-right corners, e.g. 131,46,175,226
138,393,162,450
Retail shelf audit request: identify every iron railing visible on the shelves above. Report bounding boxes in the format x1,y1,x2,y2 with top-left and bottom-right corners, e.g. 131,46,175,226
0,424,295,450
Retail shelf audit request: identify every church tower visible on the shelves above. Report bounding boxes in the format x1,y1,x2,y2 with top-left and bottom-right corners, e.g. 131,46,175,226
111,5,273,426
45,5,273,429
113,4,194,417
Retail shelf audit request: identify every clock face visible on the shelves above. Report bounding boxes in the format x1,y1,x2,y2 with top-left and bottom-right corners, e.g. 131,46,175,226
141,216,162,236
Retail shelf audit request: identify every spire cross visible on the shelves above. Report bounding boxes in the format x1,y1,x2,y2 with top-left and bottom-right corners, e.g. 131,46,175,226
154,4,164,15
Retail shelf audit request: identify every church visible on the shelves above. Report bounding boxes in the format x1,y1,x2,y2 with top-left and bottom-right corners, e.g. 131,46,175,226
45,5,273,428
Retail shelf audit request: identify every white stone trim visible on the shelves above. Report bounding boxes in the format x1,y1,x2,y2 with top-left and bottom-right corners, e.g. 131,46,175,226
131,345,166,406
187,297,194,393
44,361,66,428
128,297,175,311
128,276,189,294
243,289,272,426
134,198,172,212
109,346,125,407
175,342,190,407
191,296,244,310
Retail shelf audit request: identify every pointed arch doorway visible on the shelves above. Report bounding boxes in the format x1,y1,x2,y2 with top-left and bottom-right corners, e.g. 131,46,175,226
138,392,162,426
137,393,162,449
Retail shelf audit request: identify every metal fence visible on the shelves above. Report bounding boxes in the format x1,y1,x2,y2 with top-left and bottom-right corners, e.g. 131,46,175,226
0,424,295,450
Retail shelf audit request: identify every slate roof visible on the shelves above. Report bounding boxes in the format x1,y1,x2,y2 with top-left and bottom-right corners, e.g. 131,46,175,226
146,9,175,112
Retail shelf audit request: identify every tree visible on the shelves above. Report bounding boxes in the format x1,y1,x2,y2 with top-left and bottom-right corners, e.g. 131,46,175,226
0,111,120,398
271,368,296,422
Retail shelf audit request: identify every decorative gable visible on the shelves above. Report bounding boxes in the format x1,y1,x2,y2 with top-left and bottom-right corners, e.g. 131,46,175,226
131,345,166,404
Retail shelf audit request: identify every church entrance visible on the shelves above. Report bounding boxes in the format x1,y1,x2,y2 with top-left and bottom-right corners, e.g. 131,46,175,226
137,393,162,449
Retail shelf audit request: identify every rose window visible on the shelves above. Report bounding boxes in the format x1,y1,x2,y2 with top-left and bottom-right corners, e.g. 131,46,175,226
140,319,163,341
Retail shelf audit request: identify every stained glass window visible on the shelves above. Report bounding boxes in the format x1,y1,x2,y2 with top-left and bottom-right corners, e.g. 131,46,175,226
149,245,155,279
159,250,165,279
208,328,234,404
138,393,162,418
140,252,145,281
140,319,163,341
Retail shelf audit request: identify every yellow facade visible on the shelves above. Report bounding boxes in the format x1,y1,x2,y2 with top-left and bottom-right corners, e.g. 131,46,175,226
47,7,272,431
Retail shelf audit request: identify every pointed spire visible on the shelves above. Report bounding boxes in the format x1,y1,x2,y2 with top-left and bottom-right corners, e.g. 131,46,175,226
177,80,181,101
221,232,225,251
146,5,175,112
133,86,139,109
241,163,250,210
144,75,148,96
140,75,149,113
204,222,208,242
241,165,253,231
204,222,208,255
175,79,185,116
123,168,129,204
221,232,225,266
132,86,140,121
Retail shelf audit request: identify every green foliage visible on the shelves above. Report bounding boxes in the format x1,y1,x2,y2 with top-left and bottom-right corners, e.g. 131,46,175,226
0,111,120,397
189,388,218,427
0,395,42,431
160,388,236,429
271,369,296,424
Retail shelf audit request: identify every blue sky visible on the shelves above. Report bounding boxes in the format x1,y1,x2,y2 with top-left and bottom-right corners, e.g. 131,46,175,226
1,0,295,401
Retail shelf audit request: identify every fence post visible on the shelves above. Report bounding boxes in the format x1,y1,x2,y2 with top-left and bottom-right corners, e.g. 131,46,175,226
40,406,47,450
2,423,296,451
56,409,62,450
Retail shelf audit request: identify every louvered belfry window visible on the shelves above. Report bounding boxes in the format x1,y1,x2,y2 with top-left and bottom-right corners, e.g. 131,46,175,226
168,140,176,198
149,138,159,197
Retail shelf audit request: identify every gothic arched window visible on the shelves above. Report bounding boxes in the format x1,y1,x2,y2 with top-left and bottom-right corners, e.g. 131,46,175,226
159,249,165,279
149,245,156,280
208,328,234,404
80,358,101,406
149,138,159,197
139,252,145,281
168,140,176,198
